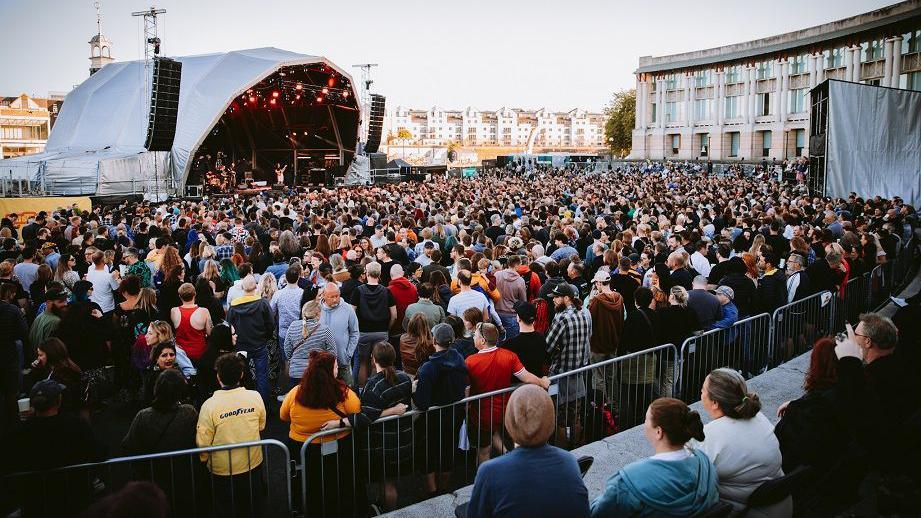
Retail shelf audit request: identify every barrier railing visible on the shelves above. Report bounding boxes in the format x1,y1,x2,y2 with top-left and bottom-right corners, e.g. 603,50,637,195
771,290,835,366
675,313,773,403
296,344,676,517
2,439,291,518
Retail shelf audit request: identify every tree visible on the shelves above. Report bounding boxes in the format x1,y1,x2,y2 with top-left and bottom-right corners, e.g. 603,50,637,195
396,127,413,140
604,89,636,157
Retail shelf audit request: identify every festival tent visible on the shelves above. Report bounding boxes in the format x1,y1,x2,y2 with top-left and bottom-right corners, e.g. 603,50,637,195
0,47,360,197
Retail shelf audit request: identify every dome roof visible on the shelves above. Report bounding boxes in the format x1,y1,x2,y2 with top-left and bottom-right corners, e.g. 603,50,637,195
89,33,112,45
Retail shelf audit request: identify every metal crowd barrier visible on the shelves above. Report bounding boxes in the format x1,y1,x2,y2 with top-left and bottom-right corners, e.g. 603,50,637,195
296,344,677,517
675,313,773,403
771,290,835,367
3,439,291,518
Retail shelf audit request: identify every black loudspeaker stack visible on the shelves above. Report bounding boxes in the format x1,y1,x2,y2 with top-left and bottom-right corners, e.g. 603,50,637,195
365,94,386,153
369,152,388,171
145,57,182,152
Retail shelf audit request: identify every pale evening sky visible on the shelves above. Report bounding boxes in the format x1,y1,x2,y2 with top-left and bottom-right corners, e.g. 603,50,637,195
0,0,897,111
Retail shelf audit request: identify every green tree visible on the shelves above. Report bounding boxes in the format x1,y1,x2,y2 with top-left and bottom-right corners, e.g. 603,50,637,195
604,89,636,157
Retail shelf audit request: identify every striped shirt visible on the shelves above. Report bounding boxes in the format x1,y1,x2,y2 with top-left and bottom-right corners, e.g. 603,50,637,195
283,320,336,380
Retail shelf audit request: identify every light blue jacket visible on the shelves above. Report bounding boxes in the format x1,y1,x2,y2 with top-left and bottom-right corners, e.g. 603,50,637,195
319,301,360,366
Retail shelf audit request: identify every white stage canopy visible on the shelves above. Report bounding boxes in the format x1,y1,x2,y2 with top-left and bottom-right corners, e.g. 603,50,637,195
0,47,359,196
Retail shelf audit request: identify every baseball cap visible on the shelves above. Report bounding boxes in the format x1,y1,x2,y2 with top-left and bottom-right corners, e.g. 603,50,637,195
513,300,537,323
30,379,65,411
715,285,735,300
432,323,455,345
591,270,611,283
550,283,577,298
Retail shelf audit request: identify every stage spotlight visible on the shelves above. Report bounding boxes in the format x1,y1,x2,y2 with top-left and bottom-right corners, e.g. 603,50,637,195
272,91,280,98
296,83,303,90
270,98,277,106
295,94,301,100
248,96,256,103
342,90,349,98
327,76,336,87
316,96,323,103
322,87,329,94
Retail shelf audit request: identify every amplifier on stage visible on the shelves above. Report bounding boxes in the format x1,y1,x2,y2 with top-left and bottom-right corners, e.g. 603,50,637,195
185,185,203,197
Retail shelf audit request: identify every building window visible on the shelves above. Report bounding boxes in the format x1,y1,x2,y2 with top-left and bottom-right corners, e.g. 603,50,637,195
790,54,807,75
725,65,742,83
665,74,678,90
694,70,712,87
757,92,771,116
900,70,921,91
862,39,884,62
756,61,773,80
699,133,709,156
761,130,772,157
2,127,24,139
789,89,807,113
794,129,806,156
651,103,657,123
903,29,921,54
670,134,680,155
665,102,677,122
724,96,740,118
695,99,710,120
729,132,740,157
825,47,845,69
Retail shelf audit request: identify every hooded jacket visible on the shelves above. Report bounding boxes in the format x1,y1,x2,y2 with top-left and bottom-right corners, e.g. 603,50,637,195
588,291,624,355
319,301,360,365
413,348,469,410
495,268,527,314
591,448,718,517
516,265,542,300
388,276,419,334
226,295,274,352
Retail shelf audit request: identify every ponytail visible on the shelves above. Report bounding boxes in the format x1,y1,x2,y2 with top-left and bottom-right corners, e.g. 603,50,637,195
372,341,398,386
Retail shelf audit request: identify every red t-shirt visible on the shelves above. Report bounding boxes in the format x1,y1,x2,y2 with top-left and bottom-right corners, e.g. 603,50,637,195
465,347,525,427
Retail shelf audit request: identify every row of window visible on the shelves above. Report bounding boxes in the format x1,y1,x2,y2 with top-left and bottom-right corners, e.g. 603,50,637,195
665,129,806,157
658,28,921,89
1,126,48,140
651,88,809,123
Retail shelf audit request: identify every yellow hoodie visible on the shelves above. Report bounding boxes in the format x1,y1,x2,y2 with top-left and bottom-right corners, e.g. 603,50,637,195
196,387,266,475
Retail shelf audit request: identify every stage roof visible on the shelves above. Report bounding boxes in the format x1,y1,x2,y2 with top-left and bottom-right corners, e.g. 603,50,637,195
1,47,360,195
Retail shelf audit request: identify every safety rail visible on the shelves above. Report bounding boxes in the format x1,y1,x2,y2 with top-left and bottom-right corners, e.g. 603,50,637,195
772,290,835,367
296,344,677,517
2,439,291,518
674,313,773,403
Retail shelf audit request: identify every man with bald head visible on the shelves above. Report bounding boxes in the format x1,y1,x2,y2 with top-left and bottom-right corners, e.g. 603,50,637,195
319,282,359,386
388,263,418,336
466,385,590,517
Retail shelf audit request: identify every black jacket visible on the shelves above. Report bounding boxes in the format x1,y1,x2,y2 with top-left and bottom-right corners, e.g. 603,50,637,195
226,296,274,352
757,270,788,315
413,348,468,410
721,273,757,318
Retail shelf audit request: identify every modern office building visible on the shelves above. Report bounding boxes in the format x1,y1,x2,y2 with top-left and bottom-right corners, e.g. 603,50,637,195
630,0,921,161
388,106,605,149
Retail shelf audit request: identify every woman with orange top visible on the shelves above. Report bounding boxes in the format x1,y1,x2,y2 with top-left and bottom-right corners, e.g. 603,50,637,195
280,349,361,514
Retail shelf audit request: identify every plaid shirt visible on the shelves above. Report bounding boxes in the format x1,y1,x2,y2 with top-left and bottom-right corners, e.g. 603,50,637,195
214,244,234,261
545,306,591,375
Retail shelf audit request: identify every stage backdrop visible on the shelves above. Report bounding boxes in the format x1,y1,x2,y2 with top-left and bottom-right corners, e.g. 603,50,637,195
826,80,921,205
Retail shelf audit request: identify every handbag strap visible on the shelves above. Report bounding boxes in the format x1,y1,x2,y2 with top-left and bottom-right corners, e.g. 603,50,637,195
290,323,318,356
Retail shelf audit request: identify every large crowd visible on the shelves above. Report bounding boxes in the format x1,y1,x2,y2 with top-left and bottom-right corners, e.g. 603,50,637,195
1,164,920,517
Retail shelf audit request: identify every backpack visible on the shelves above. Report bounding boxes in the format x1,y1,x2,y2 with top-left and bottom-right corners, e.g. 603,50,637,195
531,297,550,334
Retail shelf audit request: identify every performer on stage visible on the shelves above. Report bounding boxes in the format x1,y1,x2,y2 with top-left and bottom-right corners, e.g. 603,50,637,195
275,163,287,186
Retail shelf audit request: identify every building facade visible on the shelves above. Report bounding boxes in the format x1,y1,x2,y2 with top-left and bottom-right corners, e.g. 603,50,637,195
630,0,921,161
387,106,605,149
0,94,52,159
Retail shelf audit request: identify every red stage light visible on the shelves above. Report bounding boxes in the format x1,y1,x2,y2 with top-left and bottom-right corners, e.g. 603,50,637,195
270,98,277,105
327,76,336,87
272,91,280,98
295,83,303,90
316,96,323,103
342,90,349,98
322,87,329,94
295,94,301,100
248,96,256,103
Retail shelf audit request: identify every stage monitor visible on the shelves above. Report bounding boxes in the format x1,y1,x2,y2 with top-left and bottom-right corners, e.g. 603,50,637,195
810,79,921,204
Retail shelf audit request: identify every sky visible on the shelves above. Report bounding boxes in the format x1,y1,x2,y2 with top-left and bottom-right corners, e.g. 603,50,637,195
0,0,898,112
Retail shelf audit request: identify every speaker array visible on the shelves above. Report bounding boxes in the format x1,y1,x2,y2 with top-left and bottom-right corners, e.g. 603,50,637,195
365,94,386,153
145,57,182,152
